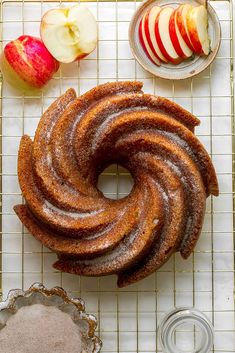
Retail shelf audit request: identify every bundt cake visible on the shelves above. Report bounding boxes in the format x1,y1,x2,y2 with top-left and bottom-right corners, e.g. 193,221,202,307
14,81,219,287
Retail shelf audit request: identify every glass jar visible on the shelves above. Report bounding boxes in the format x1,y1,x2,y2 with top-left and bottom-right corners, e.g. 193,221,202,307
158,307,214,353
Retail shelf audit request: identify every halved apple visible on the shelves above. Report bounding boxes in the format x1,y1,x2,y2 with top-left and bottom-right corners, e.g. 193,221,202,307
144,6,168,63
175,4,195,52
186,5,210,56
155,7,182,65
169,9,193,59
0,35,59,92
139,13,161,66
40,4,98,63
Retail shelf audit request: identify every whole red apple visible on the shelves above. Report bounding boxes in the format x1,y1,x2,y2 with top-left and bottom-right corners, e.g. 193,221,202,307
0,35,59,92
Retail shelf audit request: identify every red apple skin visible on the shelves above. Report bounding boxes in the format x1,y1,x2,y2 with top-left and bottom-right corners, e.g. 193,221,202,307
3,35,59,89
144,10,162,62
186,15,203,55
139,17,156,65
175,5,195,52
169,10,185,58
154,9,181,65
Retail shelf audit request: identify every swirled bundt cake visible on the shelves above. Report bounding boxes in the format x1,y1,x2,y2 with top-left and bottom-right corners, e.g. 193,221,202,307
14,81,219,287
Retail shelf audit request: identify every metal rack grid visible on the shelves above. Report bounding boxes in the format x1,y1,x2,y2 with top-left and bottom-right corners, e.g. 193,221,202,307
0,0,234,352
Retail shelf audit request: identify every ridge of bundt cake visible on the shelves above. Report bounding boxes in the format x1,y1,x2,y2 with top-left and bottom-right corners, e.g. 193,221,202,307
14,81,219,287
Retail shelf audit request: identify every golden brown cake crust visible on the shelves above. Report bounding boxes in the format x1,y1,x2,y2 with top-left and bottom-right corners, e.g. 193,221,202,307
14,81,219,287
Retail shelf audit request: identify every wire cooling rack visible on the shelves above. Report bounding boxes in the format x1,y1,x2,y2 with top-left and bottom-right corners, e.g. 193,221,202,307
0,0,234,352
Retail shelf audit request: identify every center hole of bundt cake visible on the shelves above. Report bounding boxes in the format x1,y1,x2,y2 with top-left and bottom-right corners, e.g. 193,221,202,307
97,164,134,200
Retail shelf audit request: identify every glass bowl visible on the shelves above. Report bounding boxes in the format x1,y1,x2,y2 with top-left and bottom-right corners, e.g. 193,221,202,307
158,307,214,353
0,283,102,353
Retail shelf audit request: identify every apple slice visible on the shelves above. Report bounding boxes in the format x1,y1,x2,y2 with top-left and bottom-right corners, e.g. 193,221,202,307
155,7,182,65
139,13,161,66
144,6,168,63
40,4,98,63
175,4,195,52
169,9,193,59
186,5,210,56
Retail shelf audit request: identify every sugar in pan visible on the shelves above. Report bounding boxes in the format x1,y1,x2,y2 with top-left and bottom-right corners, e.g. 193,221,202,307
0,304,83,353
0,283,102,353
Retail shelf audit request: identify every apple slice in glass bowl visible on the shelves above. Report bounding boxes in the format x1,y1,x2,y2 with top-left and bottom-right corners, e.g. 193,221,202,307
129,0,221,80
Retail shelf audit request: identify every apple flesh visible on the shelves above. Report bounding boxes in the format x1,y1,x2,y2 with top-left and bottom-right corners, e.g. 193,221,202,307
138,3,210,67
144,6,168,63
40,4,98,63
155,7,182,65
0,35,59,92
139,13,161,66
175,4,195,52
169,9,192,59
186,5,210,55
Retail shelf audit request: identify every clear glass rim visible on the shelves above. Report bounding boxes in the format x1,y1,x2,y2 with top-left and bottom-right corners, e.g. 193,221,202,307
158,307,214,353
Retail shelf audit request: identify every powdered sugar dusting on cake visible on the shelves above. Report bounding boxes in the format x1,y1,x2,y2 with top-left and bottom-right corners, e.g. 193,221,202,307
43,200,102,219
79,227,139,267
91,107,150,152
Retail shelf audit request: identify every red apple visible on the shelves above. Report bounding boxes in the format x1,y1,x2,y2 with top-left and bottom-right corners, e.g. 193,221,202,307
175,4,195,52
139,13,161,66
186,5,210,56
169,9,193,59
144,6,168,63
155,7,182,65
0,35,59,92
40,5,98,64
